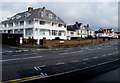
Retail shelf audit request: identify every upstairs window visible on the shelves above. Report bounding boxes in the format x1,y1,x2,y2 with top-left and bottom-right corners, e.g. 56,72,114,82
24,12,31,17
56,17,58,20
47,13,52,18
39,21,45,25
49,14,52,18
58,24,62,27
20,21,24,25
28,20,33,24
16,15,21,19
4,24,7,27
40,12,44,17
52,23,54,26
15,22,18,26
8,23,13,27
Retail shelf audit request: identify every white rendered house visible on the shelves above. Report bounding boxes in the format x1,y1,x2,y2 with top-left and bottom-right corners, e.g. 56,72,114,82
67,22,95,39
0,7,67,44
95,28,115,38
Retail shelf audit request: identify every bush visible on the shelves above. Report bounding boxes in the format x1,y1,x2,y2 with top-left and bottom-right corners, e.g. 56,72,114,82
55,37,61,40
27,39,37,45
86,35,94,39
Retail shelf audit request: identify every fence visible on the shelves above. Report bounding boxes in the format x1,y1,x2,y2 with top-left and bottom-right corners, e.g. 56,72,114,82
40,38,108,47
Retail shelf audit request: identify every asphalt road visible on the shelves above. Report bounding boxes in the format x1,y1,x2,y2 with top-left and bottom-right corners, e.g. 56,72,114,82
1,39,120,82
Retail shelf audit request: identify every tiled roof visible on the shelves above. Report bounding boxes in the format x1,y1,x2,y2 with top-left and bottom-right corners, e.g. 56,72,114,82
96,28,113,33
2,7,65,24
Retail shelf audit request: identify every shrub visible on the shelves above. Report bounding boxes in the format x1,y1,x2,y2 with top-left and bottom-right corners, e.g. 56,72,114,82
86,35,94,39
55,37,61,40
27,39,37,45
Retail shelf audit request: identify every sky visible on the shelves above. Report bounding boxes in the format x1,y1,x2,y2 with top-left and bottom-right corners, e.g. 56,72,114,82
0,0,119,31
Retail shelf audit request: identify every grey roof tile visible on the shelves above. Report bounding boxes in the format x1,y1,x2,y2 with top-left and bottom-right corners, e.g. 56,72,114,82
2,8,65,24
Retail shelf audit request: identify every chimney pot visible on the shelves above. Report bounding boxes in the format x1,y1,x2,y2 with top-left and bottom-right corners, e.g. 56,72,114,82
28,7,33,12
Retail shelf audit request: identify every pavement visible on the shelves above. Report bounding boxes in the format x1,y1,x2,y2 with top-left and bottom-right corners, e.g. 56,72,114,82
1,39,120,82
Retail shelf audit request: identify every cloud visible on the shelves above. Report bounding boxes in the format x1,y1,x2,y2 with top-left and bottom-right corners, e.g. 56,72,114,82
1,2,118,31
1,0,119,2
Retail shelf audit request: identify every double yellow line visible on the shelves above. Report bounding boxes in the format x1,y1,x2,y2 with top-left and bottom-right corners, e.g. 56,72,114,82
1,75,44,83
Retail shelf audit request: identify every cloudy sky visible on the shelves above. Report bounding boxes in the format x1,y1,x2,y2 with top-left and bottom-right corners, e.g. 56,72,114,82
1,1,119,31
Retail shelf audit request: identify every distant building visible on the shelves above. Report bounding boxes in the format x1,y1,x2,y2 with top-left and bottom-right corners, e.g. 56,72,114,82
67,22,95,40
114,32,120,38
95,28,118,38
0,7,67,44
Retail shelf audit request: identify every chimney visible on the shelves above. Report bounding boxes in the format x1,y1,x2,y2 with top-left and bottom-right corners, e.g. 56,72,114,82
87,24,89,28
42,6,46,12
28,7,33,12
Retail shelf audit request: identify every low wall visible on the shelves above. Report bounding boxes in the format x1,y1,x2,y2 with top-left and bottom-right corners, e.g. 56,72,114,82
1,33,23,46
40,38,109,47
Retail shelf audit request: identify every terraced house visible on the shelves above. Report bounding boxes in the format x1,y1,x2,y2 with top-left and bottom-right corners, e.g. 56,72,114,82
0,7,67,44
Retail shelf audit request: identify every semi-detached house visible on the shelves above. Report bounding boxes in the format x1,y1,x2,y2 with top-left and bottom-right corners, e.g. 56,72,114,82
0,7,67,44
67,22,95,40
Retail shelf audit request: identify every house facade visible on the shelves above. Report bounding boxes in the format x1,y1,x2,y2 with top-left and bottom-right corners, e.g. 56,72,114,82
67,22,95,40
95,28,117,38
0,7,67,44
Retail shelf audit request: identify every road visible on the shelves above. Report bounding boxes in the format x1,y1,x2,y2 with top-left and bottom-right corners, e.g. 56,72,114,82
1,39,120,82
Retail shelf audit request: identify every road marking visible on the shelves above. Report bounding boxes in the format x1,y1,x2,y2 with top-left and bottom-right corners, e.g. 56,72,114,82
23,50,29,52
83,58,89,60
72,60,79,62
41,73,46,77
13,53,38,56
34,67,39,71
38,65,46,68
93,56,98,59
1,56,42,62
5,51,13,53
1,75,44,83
97,47,101,49
36,49,42,51
34,65,46,71
61,51,83,55
108,53,112,56
88,49,95,50
15,50,22,53
56,62,65,65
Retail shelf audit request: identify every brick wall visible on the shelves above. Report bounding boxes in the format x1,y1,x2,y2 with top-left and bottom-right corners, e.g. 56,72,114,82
40,38,108,47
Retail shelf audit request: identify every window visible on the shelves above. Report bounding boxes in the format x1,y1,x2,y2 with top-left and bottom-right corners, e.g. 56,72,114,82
52,23,54,26
52,23,57,27
4,24,7,27
8,23,13,27
20,21,24,25
56,17,58,20
52,30,57,36
24,12,31,17
40,12,44,17
58,31,65,36
71,32,74,36
26,29,33,35
40,29,45,35
15,22,18,26
28,20,33,24
58,24,62,27
47,13,52,18
16,15,21,19
11,17,15,20
49,14,52,18
39,21,45,25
